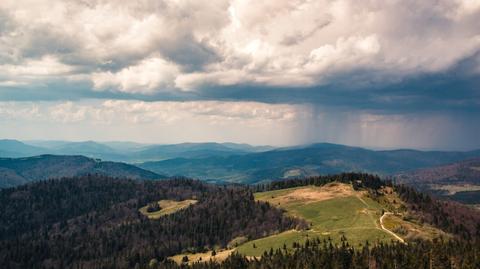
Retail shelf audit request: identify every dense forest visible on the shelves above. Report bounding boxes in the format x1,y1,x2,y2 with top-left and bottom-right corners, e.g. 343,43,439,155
1,173,479,268
162,238,480,269
254,173,385,192
0,175,301,269
394,184,480,240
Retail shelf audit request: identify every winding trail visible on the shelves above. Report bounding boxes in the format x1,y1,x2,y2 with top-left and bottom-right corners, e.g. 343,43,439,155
380,212,406,244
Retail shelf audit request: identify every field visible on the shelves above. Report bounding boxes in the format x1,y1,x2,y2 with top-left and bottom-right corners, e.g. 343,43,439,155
170,249,235,265
236,183,396,256
168,182,449,261
139,199,197,219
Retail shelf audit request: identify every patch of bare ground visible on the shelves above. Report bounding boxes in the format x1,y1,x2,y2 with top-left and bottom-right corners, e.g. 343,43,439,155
271,183,356,205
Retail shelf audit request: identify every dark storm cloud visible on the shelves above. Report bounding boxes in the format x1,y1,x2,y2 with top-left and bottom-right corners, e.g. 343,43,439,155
0,0,479,150
193,51,480,115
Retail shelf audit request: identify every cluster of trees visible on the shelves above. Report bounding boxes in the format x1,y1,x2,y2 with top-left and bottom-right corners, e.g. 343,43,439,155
255,173,385,192
1,173,479,268
395,184,480,240
256,172,480,241
0,175,301,269
163,238,480,269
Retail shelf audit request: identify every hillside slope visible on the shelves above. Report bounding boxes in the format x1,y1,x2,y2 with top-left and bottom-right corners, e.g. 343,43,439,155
394,158,480,185
0,176,299,268
0,155,162,188
394,158,480,205
2,140,270,162
140,143,480,183
0,139,46,158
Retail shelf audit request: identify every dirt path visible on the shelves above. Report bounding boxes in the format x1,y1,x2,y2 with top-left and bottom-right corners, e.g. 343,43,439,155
380,212,406,244
355,195,380,229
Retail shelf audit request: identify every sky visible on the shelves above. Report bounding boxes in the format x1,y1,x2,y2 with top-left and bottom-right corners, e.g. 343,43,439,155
0,0,479,149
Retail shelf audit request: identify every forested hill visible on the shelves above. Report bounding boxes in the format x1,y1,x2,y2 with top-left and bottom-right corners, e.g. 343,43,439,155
257,173,480,240
0,176,301,269
394,157,480,186
0,155,162,188
139,143,480,183
392,158,480,206
1,173,479,268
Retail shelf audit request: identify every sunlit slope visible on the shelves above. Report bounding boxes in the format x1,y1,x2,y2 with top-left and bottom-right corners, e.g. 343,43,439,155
237,183,393,256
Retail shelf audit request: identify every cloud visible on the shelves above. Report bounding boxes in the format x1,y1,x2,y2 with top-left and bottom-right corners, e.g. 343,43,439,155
0,0,479,149
0,100,309,124
0,0,478,97
0,100,314,145
92,58,180,94
1,100,479,150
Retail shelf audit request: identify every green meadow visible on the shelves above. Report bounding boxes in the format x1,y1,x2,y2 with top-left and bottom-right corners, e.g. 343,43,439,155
237,185,395,256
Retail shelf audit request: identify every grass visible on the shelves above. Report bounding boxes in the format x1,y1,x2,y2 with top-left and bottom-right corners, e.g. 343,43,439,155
168,182,450,260
170,249,235,265
139,199,197,219
237,184,396,256
382,213,450,241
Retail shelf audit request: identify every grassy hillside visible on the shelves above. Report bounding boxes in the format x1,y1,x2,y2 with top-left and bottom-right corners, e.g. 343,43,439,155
232,183,448,257
236,183,395,256
172,181,449,262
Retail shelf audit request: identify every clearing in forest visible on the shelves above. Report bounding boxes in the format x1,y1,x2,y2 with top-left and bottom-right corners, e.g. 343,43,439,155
237,183,395,256
170,249,235,265
139,199,197,219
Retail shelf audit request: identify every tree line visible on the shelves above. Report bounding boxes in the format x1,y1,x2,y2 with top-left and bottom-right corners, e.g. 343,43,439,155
0,175,301,269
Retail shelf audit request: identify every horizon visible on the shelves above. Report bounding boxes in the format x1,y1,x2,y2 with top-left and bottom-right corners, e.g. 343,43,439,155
2,138,479,152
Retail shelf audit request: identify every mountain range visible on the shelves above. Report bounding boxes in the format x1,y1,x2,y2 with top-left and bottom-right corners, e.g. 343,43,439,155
0,155,162,188
394,157,480,205
1,139,271,162
2,139,480,187
139,143,480,183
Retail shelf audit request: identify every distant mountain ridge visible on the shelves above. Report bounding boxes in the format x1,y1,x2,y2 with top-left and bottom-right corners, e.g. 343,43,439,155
3,139,480,186
0,139,46,158
139,143,480,183
394,157,480,185
393,158,480,205
0,155,162,188
0,140,271,162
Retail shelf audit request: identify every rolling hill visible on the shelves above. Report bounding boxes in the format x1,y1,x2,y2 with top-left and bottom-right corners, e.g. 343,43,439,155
0,155,162,188
167,173,479,266
394,158,480,205
0,173,478,268
139,143,480,183
0,176,298,268
0,139,46,158
1,140,271,162
129,142,257,161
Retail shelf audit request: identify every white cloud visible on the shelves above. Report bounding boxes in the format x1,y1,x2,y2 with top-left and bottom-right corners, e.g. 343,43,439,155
0,100,313,145
0,0,479,94
0,56,73,86
92,58,180,94
0,100,310,125
1,100,479,150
